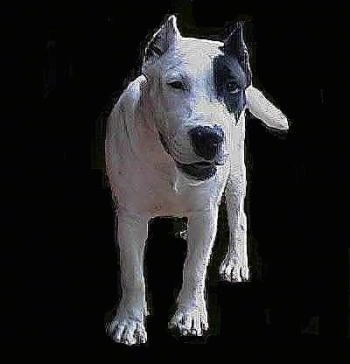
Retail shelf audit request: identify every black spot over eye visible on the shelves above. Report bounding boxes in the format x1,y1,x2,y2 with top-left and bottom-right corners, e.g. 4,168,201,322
213,55,246,120
167,81,185,90
226,81,240,94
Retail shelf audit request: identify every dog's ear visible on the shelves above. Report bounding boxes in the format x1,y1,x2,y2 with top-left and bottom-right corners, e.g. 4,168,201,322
246,86,289,130
224,22,252,86
143,15,180,65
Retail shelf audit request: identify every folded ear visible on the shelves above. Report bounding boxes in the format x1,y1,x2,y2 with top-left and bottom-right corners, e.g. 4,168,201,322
143,15,180,67
246,86,289,130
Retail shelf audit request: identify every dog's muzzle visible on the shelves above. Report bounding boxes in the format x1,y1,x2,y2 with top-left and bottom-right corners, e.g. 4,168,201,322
158,131,226,181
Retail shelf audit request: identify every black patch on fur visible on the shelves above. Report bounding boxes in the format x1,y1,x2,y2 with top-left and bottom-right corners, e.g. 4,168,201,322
224,22,252,85
213,22,252,122
213,54,248,121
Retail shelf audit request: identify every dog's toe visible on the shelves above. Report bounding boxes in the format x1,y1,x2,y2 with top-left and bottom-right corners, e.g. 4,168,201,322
219,258,249,283
240,266,250,281
121,321,137,346
135,322,147,344
110,323,125,342
169,306,208,337
168,311,184,329
107,317,147,346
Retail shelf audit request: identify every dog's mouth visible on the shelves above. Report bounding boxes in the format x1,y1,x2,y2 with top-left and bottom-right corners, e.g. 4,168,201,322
158,131,224,181
175,161,218,181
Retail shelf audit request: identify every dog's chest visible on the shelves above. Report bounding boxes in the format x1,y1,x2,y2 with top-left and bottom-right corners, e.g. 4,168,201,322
114,146,228,217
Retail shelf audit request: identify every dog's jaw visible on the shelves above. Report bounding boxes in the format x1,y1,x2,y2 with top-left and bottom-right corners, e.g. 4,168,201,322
159,131,222,181
175,161,217,181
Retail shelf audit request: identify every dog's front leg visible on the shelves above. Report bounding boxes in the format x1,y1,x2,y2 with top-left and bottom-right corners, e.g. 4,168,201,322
169,206,219,336
220,172,249,282
106,209,148,345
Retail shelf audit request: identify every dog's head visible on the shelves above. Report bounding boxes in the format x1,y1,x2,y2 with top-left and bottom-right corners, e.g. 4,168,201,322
141,15,288,181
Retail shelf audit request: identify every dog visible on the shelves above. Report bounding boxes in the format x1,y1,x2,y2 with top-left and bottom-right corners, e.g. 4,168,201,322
105,15,289,345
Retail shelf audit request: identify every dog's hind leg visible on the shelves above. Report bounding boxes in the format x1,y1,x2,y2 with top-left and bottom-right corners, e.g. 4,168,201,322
106,209,149,345
220,165,249,282
169,206,219,336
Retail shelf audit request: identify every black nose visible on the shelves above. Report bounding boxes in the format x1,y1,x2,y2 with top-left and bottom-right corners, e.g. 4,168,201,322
189,125,225,160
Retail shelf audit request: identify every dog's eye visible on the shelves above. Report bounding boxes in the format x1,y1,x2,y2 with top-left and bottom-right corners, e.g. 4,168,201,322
167,81,186,90
226,81,240,94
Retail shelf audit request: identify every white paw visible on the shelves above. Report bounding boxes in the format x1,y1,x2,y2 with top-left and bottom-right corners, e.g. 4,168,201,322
106,316,147,346
219,256,249,282
168,305,208,336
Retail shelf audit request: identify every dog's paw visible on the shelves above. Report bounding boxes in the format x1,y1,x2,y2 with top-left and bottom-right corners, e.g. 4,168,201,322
168,305,208,336
219,256,249,282
106,316,147,346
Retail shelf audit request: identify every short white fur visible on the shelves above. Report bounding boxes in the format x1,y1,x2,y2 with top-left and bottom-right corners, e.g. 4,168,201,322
105,15,288,345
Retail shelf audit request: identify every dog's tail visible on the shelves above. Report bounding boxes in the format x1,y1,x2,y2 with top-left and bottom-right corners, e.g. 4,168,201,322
246,86,289,131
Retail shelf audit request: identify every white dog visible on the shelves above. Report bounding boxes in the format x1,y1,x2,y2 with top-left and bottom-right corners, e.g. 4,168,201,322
105,15,288,345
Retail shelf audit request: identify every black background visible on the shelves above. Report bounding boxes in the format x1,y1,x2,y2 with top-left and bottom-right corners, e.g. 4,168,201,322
4,0,349,361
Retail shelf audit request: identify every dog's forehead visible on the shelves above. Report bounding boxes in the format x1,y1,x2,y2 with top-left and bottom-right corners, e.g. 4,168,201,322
178,37,224,58
163,37,224,77
179,38,223,69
